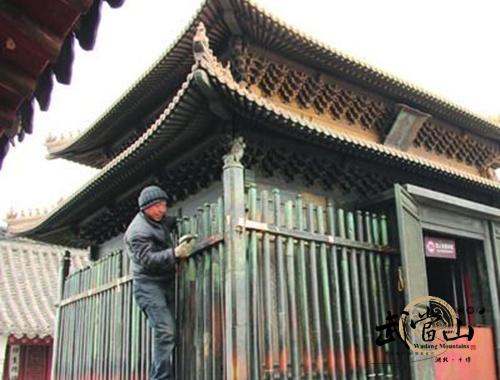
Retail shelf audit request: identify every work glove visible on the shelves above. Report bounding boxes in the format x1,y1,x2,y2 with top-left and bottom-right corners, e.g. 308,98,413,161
174,234,197,259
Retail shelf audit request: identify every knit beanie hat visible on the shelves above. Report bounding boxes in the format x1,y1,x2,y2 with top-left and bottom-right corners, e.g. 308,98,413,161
138,185,168,210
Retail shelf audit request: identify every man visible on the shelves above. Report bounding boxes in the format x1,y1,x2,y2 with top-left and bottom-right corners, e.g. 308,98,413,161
124,185,195,380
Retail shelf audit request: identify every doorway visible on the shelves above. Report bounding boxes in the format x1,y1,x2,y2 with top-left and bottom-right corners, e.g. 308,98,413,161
394,183,500,379
425,234,490,326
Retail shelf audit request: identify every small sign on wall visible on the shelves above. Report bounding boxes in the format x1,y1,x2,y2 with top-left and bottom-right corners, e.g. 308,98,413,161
424,236,456,259
9,345,20,379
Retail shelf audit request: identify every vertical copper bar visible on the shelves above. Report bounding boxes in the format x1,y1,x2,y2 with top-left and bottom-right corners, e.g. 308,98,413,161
285,200,300,378
307,204,324,379
123,280,130,380
337,209,357,380
261,190,274,379
365,212,384,378
204,203,213,380
211,199,224,380
347,211,366,379
381,214,399,378
295,195,313,378
372,213,393,378
356,210,376,378
317,205,336,379
83,269,91,379
273,189,288,379
194,207,205,380
327,201,347,380
248,184,261,379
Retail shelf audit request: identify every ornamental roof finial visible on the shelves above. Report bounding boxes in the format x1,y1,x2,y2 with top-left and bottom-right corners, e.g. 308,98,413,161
193,22,211,63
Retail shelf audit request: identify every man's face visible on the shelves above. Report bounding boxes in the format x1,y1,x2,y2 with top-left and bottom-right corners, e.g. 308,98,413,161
144,200,167,221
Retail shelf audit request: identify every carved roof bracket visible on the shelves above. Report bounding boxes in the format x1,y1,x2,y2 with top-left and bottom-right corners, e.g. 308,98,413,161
192,22,235,120
384,104,430,151
193,22,215,65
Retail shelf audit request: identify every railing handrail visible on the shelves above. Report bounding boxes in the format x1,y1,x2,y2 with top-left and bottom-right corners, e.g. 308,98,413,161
240,218,396,254
60,233,225,304
60,274,133,307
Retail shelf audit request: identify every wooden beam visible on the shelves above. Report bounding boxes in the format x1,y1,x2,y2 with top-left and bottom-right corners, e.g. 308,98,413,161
0,2,63,62
0,61,37,99
383,104,430,150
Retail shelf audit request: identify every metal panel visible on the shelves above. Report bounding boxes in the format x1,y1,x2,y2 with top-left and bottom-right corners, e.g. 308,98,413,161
394,184,435,380
489,221,500,295
394,184,428,300
420,206,485,239
485,221,500,373
405,184,500,220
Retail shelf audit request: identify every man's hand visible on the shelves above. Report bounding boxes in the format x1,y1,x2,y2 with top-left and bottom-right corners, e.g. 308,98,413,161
174,235,196,259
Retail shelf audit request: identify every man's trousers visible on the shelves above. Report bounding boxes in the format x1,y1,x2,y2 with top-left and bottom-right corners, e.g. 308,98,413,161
133,278,175,380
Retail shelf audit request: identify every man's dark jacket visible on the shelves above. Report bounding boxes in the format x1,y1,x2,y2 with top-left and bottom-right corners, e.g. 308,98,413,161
124,212,177,281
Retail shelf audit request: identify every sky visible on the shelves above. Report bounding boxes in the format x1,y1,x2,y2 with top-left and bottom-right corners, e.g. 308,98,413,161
1,0,499,228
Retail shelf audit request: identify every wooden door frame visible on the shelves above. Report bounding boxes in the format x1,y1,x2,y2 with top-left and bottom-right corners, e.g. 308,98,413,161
397,184,500,379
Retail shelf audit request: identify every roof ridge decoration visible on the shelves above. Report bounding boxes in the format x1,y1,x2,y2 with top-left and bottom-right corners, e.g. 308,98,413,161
193,22,211,63
6,197,65,234
193,22,234,83
45,130,81,154
223,136,246,166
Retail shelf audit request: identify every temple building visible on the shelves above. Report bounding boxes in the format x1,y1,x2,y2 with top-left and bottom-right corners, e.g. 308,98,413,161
7,0,500,378
0,228,87,380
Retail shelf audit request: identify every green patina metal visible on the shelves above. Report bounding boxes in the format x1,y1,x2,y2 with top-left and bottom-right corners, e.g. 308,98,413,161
347,210,366,380
317,205,336,378
52,142,403,378
295,195,313,379
273,188,288,379
307,203,324,380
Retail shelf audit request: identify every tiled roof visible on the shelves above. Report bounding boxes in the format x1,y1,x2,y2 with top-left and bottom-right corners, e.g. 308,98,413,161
9,25,500,245
0,232,87,338
197,61,500,191
49,0,500,168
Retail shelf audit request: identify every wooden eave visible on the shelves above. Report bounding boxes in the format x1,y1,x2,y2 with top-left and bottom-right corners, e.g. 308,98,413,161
12,48,500,246
9,66,216,245
0,0,124,170
196,60,500,192
50,0,500,169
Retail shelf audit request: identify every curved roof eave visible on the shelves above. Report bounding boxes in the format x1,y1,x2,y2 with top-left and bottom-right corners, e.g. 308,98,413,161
50,0,500,168
13,47,500,243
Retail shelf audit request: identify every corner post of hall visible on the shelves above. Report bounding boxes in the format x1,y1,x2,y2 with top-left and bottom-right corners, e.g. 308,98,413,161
222,136,250,379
